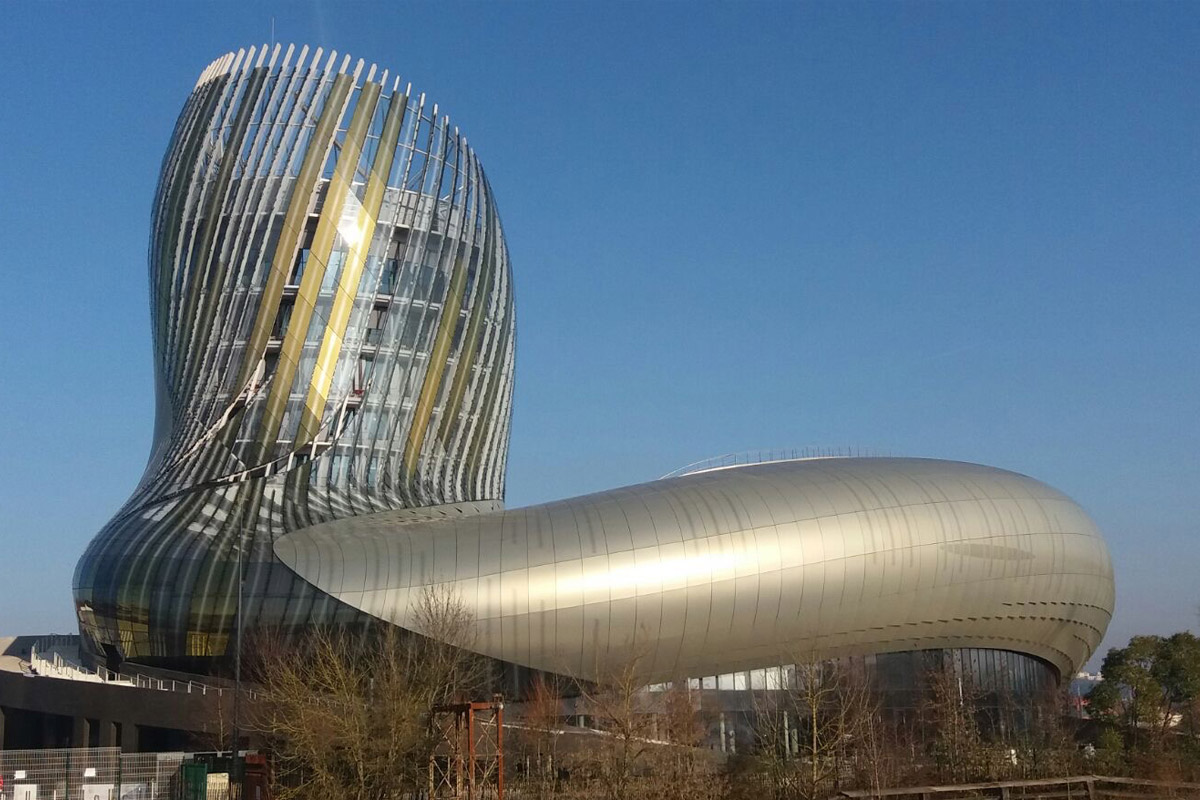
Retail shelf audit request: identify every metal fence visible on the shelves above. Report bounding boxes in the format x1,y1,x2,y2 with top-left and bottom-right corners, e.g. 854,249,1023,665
838,775,1200,800
0,748,186,800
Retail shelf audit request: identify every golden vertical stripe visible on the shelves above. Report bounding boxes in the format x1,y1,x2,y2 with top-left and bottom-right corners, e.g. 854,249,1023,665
403,254,469,480
234,72,353,394
254,80,382,453
296,89,408,445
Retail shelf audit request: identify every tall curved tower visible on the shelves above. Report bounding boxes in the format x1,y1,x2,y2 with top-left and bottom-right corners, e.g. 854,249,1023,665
74,45,516,667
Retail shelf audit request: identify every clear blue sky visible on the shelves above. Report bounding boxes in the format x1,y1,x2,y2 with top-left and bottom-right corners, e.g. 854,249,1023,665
0,2,1196,670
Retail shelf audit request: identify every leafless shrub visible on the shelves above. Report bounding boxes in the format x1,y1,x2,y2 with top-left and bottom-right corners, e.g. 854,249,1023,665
250,586,486,800
544,640,725,800
749,654,885,800
511,674,566,800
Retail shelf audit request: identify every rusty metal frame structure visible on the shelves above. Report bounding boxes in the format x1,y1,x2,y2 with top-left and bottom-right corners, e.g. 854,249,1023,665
429,695,504,800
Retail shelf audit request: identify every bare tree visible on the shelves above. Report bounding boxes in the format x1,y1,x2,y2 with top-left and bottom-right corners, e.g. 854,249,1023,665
795,656,878,799
512,674,565,800
849,685,909,794
1019,687,1084,779
750,683,803,800
251,586,487,800
750,655,882,800
646,679,725,800
924,657,989,783
573,644,658,800
563,643,725,800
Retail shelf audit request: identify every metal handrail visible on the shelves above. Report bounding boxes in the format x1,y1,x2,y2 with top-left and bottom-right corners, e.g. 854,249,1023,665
29,639,257,699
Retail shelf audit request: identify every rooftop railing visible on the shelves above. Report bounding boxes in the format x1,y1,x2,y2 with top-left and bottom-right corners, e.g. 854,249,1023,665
660,446,893,480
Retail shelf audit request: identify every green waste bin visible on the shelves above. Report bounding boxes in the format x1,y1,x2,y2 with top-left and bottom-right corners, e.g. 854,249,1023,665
181,763,208,800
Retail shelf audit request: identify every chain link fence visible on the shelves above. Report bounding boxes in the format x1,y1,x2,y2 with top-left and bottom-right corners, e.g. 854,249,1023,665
0,748,186,800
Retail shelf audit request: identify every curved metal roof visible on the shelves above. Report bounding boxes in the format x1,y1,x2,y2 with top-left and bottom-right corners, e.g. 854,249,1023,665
275,457,1114,682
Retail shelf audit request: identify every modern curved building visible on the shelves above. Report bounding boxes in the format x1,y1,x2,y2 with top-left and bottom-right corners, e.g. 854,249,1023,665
75,45,515,667
75,45,1114,695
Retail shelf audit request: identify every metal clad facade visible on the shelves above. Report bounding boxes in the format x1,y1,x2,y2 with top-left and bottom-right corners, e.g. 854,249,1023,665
74,47,516,662
275,458,1114,682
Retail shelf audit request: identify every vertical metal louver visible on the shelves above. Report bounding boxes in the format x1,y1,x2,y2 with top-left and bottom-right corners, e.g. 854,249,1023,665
74,45,516,665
